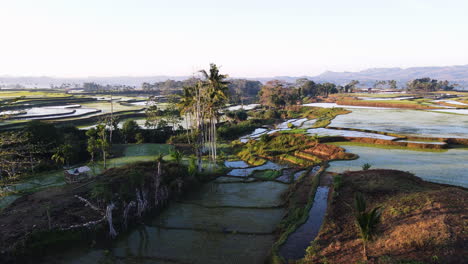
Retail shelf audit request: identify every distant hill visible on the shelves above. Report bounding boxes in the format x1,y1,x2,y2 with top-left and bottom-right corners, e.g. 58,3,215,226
1,65,468,89
312,65,468,88
245,65,468,89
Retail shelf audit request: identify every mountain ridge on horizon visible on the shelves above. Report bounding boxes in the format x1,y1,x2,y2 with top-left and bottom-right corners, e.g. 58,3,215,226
1,64,468,88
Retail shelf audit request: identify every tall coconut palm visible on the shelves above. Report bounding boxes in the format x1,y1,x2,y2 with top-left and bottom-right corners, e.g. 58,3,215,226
199,63,229,163
176,64,229,171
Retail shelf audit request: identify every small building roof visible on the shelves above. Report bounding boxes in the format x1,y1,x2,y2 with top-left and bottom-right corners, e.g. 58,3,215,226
66,166,91,175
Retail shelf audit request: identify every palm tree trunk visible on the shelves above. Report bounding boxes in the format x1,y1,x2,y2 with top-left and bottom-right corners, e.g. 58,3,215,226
363,240,368,261
103,149,107,169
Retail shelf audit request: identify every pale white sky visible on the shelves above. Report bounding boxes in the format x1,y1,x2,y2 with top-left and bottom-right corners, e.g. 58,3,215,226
0,0,467,77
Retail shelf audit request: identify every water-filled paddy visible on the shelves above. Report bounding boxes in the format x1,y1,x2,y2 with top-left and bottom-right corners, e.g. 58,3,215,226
432,99,468,106
307,128,397,140
277,118,308,129
331,108,468,138
226,104,260,111
328,144,468,188
303,102,391,109
224,160,250,168
153,203,284,233
227,161,287,177
431,109,468,115
214,176,257,183
48,163,290,264
113,227,275,264
52,227,276,264
186,181,288,207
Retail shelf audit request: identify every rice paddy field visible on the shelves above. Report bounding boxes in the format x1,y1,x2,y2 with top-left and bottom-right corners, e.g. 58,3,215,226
327,143,468,187
40,159,297,264
330,108,468,138
0,91,151,129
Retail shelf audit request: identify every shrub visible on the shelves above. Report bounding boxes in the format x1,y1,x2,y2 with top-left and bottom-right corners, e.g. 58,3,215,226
259,133,271,143
265,109,280,119
362,163,372,170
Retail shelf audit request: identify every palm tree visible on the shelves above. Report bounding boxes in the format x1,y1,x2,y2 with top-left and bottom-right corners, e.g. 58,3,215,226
354,192,382,261
199,63,229,163
169,149,183,164
51,144,73,168
177,64,229,171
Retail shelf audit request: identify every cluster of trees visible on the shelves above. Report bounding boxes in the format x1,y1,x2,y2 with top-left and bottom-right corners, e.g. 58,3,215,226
0,121,88,180
227,79,262,104
141,79,198,95
178,63,229,170
145,95,182,130
142,78,261,104
82,82,136,92
258,79,361,108
0,116,182,180
296,79,361,96
406,78,456,92
373,80,398,89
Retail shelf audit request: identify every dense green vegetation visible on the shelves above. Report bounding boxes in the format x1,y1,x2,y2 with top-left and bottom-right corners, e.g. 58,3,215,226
237,134,321,167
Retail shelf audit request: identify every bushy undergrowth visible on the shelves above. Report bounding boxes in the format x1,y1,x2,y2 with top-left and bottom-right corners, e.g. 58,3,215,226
237,134,321,166
217,118,272,140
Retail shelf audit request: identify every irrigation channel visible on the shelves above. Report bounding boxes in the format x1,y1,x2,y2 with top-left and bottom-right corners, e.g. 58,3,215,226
45,161,325,264
279,186,329,260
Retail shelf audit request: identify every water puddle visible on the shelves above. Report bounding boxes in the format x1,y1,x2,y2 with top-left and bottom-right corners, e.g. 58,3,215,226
224,160,250,168
275,169,295,183
293,170,307,181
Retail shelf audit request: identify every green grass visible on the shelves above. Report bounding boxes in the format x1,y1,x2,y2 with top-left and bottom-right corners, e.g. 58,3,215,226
328,141,448,152
119,143,173,157
252,169,282,180
0,91,71,98
278,128,308,134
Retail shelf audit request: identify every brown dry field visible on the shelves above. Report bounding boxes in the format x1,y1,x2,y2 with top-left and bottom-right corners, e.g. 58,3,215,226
301,170,467,264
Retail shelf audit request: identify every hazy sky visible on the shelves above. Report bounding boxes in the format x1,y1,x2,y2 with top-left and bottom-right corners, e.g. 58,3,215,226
1,0,467,77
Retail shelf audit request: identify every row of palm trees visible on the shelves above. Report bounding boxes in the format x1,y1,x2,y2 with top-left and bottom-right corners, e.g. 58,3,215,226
178,64,229,171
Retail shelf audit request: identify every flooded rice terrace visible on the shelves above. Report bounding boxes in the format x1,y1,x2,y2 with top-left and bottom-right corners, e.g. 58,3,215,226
331,108,468,138
47,161,292,264
328,145,468,188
